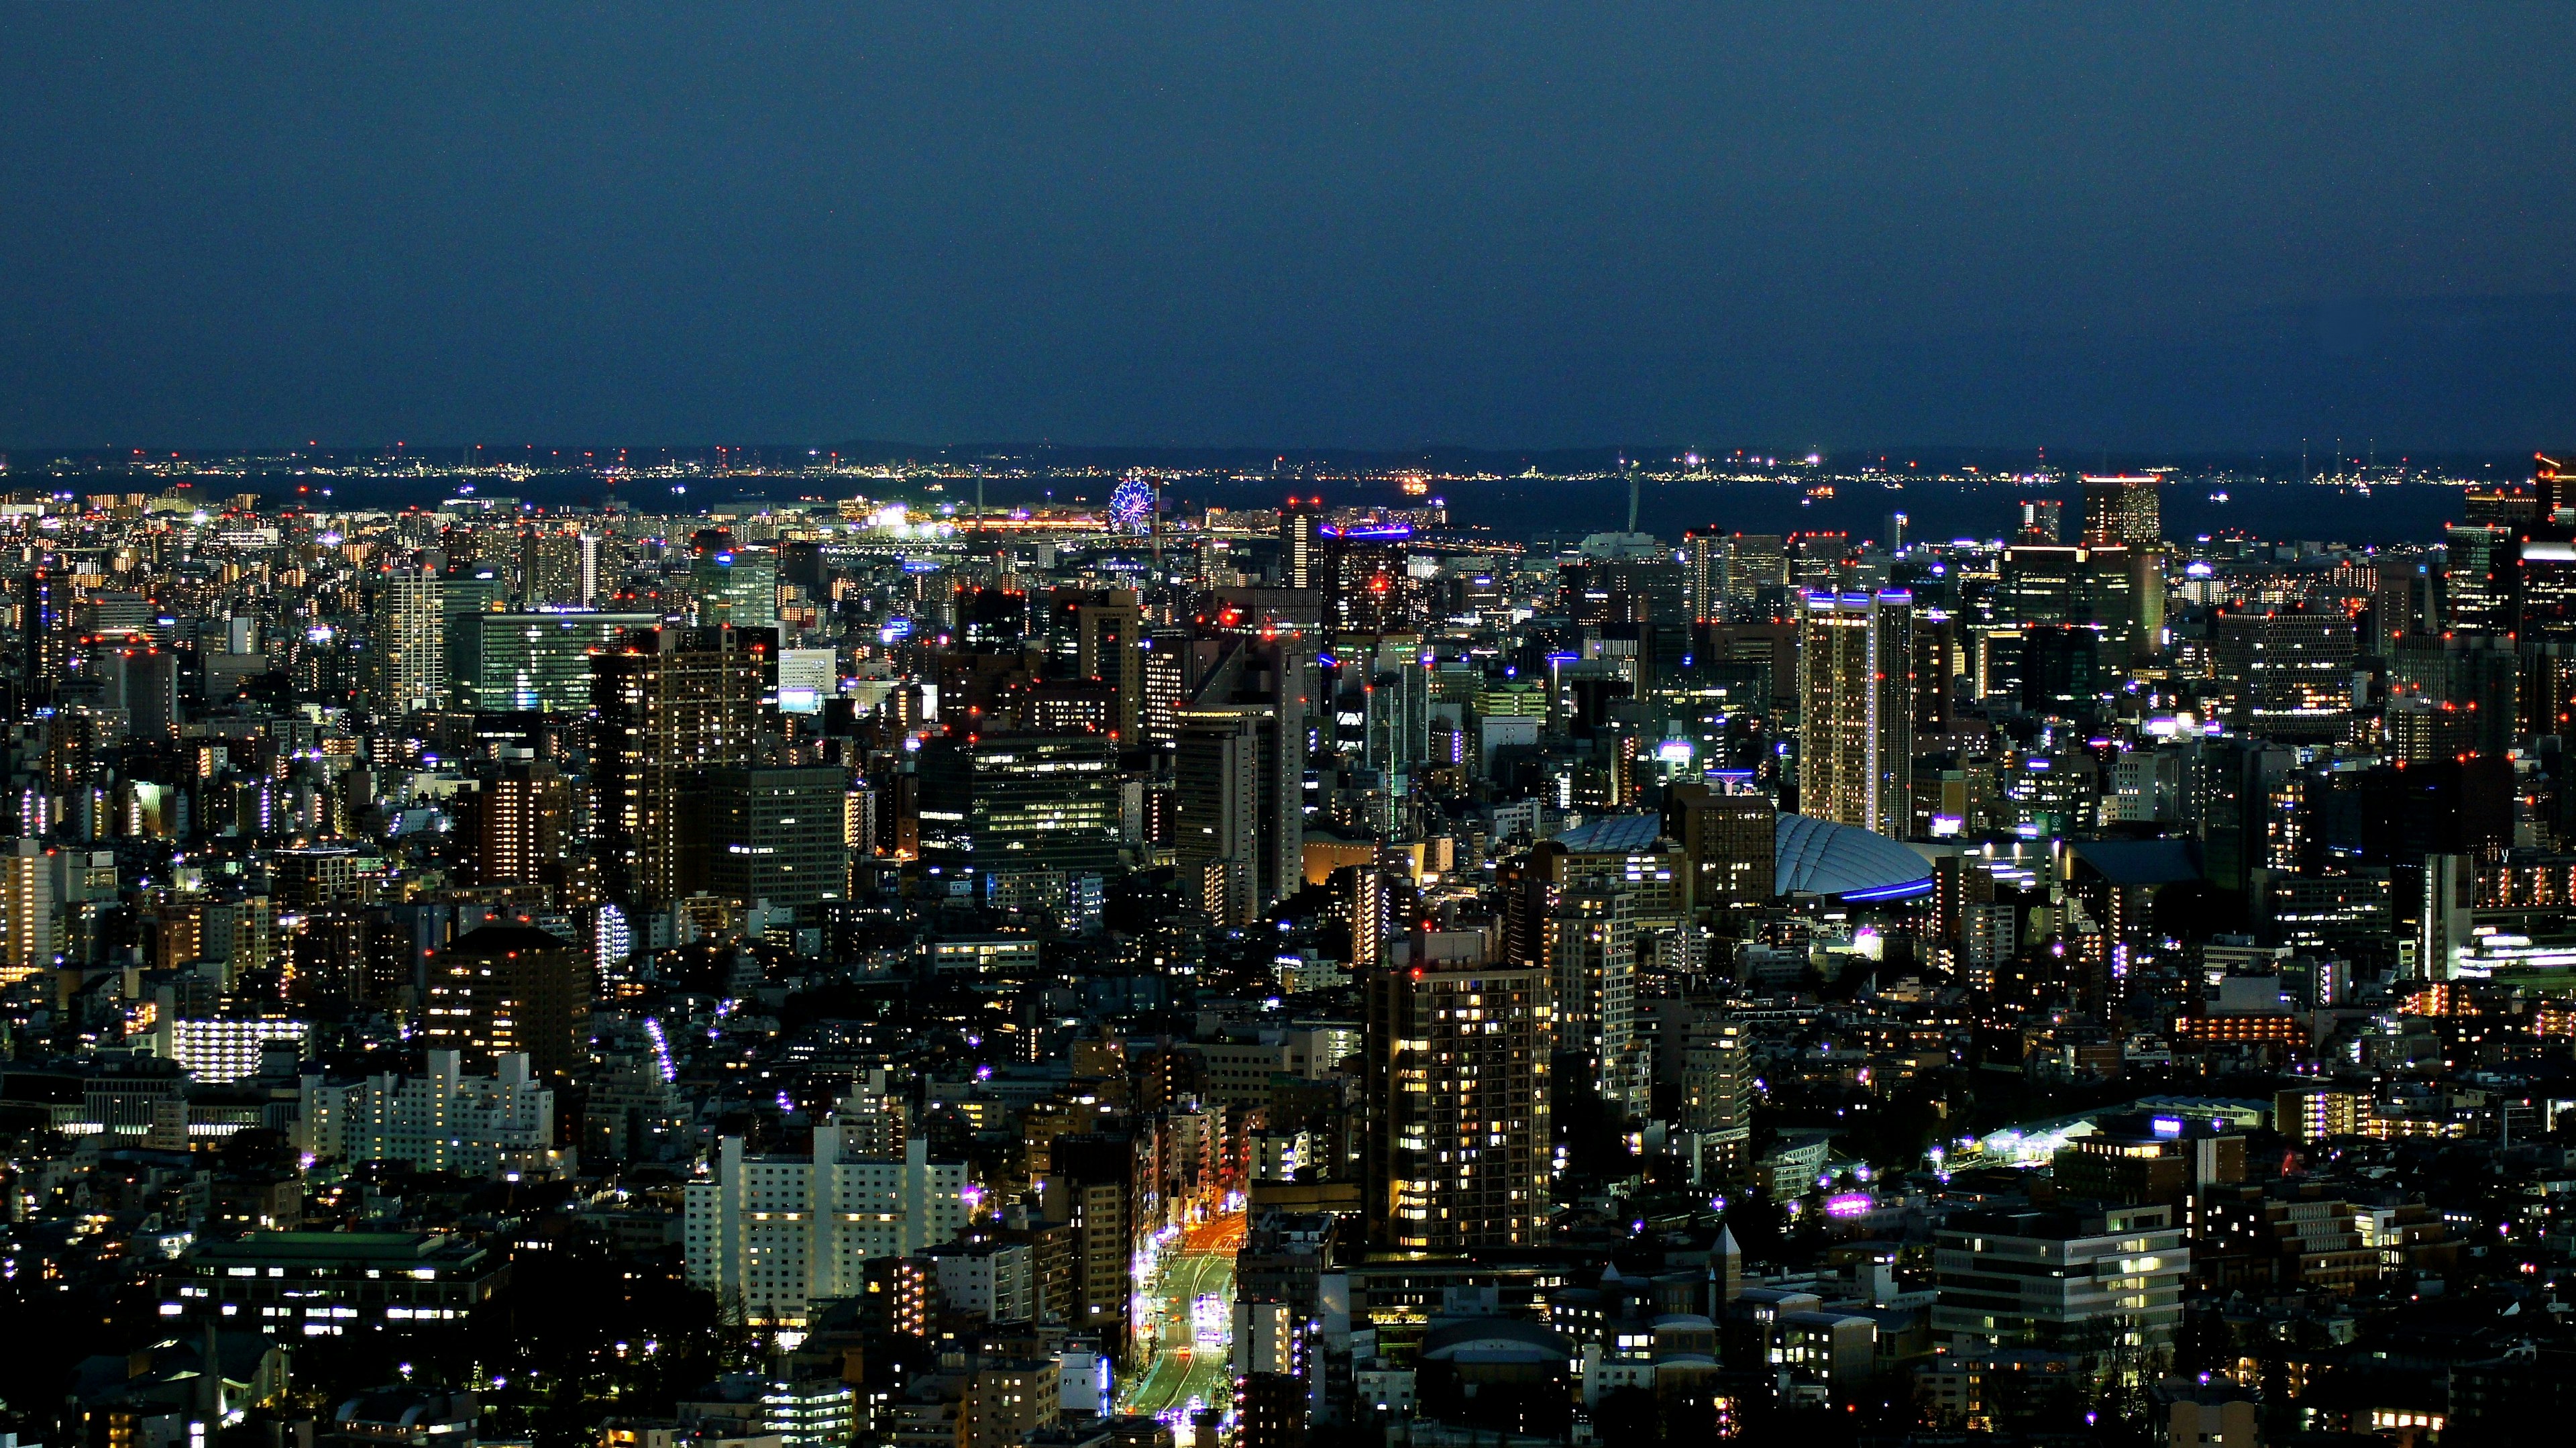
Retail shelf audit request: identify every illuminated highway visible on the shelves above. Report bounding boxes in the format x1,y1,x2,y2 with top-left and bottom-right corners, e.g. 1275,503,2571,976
1119,1212,1246,1442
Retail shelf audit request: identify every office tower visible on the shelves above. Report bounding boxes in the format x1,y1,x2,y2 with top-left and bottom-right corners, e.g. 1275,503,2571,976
268,847,361,914
421,923,591,1080
1930,1203,2189,1354
1043,1133,1140,1359
2539,451,2576,519
369,566,446,715
1364,953,1550,1251
1997,541,2158,664
1324,524,1425,635
518,528,585,606
1663,783,1776,915
2017,497,2063,543
686,1123,972,1326
1175,710,1260,925
0,838,57,985
1363,654,1433,774
1788,531,1849,590
99,643,181,737
690,546,779,630
461,762,568,888
1073,589,1144,741
2080,474,2161,546
2443,523,2512,635
2389,633,2518,756
1182,636,1308,907
2212,609,2357,739
298,1049,555,1174
913,731,1125,881
1719,533,1789,621
590,626,772,907
450,610,660,712
1684,529,1724,623
2517,537,2576,641
1797,590,1915,838
704,765,850,918
1281,497,1324,589
1558,558,1686,629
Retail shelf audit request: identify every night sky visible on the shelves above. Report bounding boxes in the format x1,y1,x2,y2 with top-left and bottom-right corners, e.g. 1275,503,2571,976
4,4,2574,452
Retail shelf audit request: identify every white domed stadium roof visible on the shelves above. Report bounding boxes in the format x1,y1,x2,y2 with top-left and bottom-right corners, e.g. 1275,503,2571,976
1774,813,1933,900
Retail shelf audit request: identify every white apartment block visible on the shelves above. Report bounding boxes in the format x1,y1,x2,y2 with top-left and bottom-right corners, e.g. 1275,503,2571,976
685,1104,972,1324
299,1049,555,1175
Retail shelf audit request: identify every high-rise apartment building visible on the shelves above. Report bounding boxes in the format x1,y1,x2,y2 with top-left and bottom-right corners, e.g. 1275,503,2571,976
0,838,58,984
1544,885,1646,1115
1797,590,1915,839
1664,783,1776,915
1043,1132,1142,1360
591,626,773,907
1364,950,1551,1251
421,923,591,1081
370,567,447,715
517,528,586,607
1680,1009,1752,1184
463,762,568,888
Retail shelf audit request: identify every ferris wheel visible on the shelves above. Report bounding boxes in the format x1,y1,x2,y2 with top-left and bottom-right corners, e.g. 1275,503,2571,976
1108,474,1157,535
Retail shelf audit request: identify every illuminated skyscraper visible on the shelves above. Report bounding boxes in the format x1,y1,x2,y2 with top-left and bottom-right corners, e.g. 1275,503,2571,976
1073,589,1144,742
2080,473,2161,546
590,626,773,907
1684,529,1724,623
1797,590,1915,838
1364,949,1550,1251
518,527,586,606
2443,523,2512,635
450,610,659,712
1281,497,1324,590
689,546,779,630
369,566,447,715
1719,533,1789,621
466,761,568,889
0,838,56,985
704,765,850,918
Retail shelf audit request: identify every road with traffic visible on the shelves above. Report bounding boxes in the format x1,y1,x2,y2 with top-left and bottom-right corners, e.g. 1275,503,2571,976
1119,1212,1248,1441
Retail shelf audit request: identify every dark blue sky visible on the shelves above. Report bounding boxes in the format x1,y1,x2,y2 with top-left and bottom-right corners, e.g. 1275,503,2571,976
5,4,2574,452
